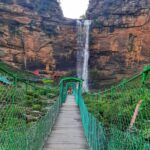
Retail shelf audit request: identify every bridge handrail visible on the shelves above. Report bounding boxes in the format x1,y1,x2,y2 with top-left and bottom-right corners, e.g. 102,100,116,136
80,65,150,150
0,64,60,150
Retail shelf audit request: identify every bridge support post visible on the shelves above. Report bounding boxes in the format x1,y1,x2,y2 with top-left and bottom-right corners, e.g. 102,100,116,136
142,65,150,85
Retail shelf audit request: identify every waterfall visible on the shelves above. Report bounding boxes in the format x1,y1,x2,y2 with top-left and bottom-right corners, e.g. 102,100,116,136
77,20,91,92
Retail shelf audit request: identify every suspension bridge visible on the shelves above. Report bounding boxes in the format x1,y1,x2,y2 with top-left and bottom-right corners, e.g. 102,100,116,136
0,65,150,150
43,95,89,150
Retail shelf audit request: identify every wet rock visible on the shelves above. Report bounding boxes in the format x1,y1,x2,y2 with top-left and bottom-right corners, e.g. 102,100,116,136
31,110,42,117
0,0,76,72
26,114,39,123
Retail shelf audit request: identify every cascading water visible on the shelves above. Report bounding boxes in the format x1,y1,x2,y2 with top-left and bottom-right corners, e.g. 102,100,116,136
77,20,91,92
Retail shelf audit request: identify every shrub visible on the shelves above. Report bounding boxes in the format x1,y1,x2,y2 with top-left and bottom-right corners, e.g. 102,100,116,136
32,104,42,111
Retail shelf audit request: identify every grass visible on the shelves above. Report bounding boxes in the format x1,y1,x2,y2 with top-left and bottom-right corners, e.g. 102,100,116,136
83,74,150,141
0,62,59,132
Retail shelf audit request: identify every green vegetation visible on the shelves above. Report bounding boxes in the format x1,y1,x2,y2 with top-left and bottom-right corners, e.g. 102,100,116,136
0,83,59,131
0,62,59,129
83,66,150,149
0,61,39,80
0,61,149,149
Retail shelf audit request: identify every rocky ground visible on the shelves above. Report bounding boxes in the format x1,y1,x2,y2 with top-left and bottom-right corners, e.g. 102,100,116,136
87,0,150,89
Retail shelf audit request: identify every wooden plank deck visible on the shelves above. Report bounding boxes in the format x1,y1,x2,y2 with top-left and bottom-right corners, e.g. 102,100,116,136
43,95,89,150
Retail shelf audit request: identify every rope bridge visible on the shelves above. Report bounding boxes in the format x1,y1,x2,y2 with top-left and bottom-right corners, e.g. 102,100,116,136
0,65,149,150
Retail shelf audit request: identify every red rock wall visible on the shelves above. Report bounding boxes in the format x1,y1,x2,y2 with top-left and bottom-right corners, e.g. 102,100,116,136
0,1,76,72
86,0,150,89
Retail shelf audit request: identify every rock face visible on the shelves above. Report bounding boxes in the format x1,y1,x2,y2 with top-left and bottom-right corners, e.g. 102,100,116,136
0,0,76,72
0,0,149,89
86,0,150,89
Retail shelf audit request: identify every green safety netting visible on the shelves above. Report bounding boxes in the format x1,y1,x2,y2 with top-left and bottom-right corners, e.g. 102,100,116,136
0,64,149,150
59,77,83,104
80,66,150,150
0,66,60,150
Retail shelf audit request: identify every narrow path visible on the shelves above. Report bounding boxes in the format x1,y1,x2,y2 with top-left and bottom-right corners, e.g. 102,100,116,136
43,95,89,150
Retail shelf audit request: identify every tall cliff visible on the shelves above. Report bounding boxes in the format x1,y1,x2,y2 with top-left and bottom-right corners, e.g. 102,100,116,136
0,0,149,89
0,0,76,72
86,0,150,89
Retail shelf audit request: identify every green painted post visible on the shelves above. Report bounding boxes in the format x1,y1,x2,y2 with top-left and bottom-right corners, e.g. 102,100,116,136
98,90,101,101
25,81,28,93
11,76,17,150
59,82,63,105
59,80,62,99
111,86,114,99
142,65,150,85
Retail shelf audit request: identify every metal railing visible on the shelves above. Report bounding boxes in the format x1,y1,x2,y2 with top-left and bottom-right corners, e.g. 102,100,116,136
0,66,60,150
79,65,150,150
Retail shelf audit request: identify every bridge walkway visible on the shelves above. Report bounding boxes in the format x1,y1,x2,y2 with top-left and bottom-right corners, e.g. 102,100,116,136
43,95,89,150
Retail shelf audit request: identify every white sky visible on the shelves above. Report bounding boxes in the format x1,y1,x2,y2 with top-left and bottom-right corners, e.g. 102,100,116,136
60,0,89,19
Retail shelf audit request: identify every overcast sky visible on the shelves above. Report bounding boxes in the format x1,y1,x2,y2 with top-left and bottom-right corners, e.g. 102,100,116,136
60,0,89,19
